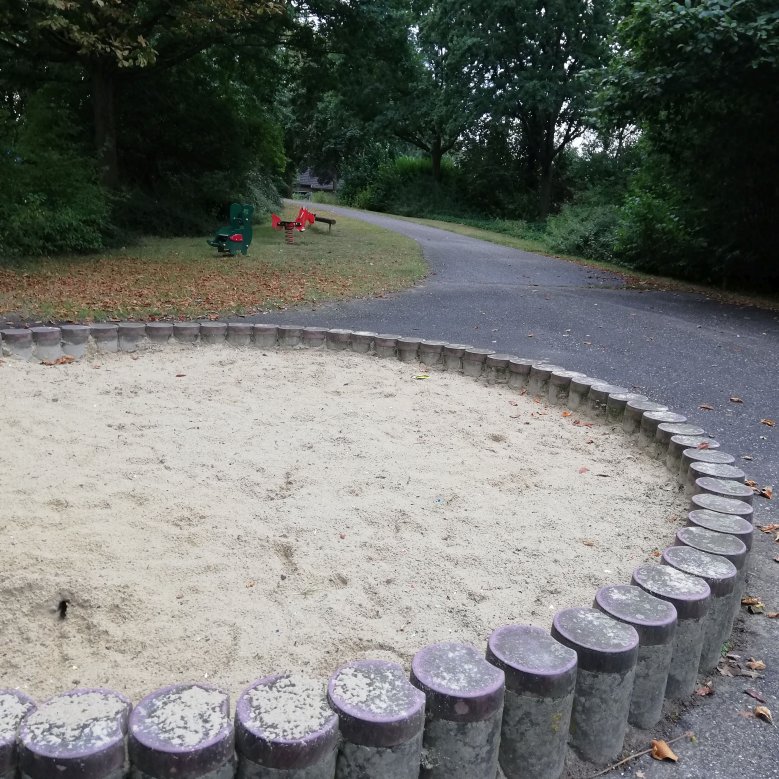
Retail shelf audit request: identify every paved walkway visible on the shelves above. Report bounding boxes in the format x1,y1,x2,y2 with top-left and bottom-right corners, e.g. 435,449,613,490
258,203,779,778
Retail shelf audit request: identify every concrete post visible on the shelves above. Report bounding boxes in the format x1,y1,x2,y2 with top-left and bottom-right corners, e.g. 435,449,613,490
593,585,677,729
674,527,748,630
588,384,629,416
61,324,90,358
90,324,119,353
622,400,669,435
129,683,233,779
548,370,586,406
604,392,648,424
410,642,504,779
277,326,303,348
484,354,512,384
374,335,400,359
350,332,376,354
637,411,687,450
173,322,200,344
661,546,738,672
253,325,278,349
667,435,720,477
551,608,638,765
328,660,425,779
235,674,338,779
118,322,146,352
567,377,602,412
200,322,228,345
486,625,576,779
631,563,710,699
689,492,754,520
396,337,421,363
0,329,34,360
303,327,328,348
327,329,352,351
651,423,705,461
687,510,754,552
0,690,35,779
462,348,494,378
227,322,254,347
528,364,561,398
506,358,533,389
694,477,754,504
145,323,173,345
687,462,746,494
680,449,735,485
19,689,131,779
442,344,470,372
418,341,445,370
31,327,62,362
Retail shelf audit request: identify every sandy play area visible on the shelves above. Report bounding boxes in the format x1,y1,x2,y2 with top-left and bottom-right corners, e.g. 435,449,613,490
0,345,685,701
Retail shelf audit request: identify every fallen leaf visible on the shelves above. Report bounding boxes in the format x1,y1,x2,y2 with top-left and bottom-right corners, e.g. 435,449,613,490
695,684,714,696
636,772,646,779
650,740,678,762
582,539,596,547
175,373,186,378
741,596,763,606
748,603,765,615
650,549,661,558
527,333,534,337
698,441,711,449
742,668,764,679
746,659,766,671
730,396,744,403
41,355,76,366
745,689,766,703
413,373,430,380
761,419,775,427
759,523,779,533
717,664,735,677
578,466,590,474
759,486,773,499
754,705,774,724
745,479,759,488
742,454,753,460
245,579,256,588
766,612,779,618
562,410,572,417
699,403,714,411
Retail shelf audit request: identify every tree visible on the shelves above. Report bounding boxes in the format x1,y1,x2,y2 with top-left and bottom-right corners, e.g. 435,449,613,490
443,0,614,216
600,0,779,285
1,0,284,187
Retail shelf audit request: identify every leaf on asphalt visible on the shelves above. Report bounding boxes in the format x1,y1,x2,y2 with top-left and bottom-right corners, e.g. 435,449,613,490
745,479,759,488
717,663,735,677
759,523,779,533
695,684,714,696
650,740,678,762
730,396,744,403
745,689,766,703
754,706,774,725
748,603,766,615
741,596,763,606
766,612,779,618
759,486,773,499
745,659,766,671
699,403,714,411
760,418,775,427
742,454,753,460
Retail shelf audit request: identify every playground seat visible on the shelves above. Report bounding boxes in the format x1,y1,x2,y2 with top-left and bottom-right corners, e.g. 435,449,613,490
207,203,254,256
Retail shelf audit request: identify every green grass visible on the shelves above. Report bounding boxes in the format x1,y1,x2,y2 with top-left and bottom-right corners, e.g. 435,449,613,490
0,208,427,321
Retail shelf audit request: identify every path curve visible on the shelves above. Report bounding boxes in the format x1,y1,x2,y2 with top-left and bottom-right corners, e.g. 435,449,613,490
256,202,779,779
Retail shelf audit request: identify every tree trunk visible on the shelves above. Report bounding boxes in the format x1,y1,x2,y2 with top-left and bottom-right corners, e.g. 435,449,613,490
538,122,556,219
91,62,119,188
431,136,442,182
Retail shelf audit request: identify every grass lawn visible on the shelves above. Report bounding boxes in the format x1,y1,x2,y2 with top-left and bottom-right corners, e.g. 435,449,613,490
0,208,426,321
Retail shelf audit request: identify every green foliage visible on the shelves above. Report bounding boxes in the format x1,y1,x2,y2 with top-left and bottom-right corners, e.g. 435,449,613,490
545,204,620,263
0,89,110,257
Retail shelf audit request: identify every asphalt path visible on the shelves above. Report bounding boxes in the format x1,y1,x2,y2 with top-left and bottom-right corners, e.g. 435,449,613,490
259,203,779,778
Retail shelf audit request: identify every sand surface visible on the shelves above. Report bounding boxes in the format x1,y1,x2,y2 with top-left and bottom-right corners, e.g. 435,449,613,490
0,345,685,701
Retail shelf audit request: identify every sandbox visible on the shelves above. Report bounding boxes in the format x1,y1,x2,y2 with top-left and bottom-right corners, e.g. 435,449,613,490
0,341,683,702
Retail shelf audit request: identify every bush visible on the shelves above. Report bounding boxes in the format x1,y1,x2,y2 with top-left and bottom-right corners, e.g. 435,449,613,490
545,204,620,262
0,89,110,257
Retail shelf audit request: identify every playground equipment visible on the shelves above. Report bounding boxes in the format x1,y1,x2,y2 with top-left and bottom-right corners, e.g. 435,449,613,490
207,203,254,255
271,207,336,244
